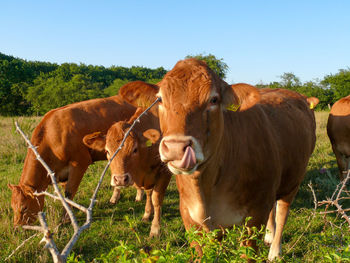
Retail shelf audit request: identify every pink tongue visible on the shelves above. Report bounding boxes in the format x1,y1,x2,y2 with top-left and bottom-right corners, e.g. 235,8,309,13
174,146,196,169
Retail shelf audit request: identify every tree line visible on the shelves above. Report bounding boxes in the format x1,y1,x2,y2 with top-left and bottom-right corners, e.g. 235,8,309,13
1,52,349,116
0,52,166,116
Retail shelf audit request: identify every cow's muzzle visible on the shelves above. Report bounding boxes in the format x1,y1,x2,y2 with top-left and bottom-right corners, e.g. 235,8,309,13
111,173,133,187
159,136,204,174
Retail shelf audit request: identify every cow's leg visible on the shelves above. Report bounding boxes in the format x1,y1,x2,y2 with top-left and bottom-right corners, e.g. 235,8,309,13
264,201,276,245
142,189,153,222
110,187,121,204
134,185,144,202
332,145,348,181
62,158,90,222
149,174,171,237
268,187,298,262
64,162,89,200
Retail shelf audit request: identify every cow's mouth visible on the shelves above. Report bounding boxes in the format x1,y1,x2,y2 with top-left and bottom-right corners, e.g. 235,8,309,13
167,146,199,174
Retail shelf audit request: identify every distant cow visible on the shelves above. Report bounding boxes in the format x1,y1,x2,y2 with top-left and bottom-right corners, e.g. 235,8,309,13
8,81,158,226
156,59,316,261
327,95,350,181
83,107,171,237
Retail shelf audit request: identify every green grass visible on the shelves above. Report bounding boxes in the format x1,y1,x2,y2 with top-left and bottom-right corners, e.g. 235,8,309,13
0,112,349,262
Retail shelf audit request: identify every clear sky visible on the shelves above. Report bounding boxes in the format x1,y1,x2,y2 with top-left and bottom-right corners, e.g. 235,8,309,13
1,1,349,84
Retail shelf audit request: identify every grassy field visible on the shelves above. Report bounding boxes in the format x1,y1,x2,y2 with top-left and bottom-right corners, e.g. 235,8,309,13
0,112,349,262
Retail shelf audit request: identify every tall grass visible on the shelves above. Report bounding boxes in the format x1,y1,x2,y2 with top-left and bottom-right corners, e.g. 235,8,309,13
0,112,349,262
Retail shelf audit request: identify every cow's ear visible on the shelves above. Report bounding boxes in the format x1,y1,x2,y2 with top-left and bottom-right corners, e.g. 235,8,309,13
307,97,319,109
8,183,19,191
21,185,35,198
142,129,161,144
83,132,106,151
221,82,240,112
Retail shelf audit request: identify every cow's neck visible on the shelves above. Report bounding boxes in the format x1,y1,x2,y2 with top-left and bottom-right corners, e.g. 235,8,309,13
176,132,227,231
19,151,51,192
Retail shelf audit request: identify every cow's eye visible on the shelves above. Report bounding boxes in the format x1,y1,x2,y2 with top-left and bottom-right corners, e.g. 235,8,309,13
133,147,138,154
209,96,219,105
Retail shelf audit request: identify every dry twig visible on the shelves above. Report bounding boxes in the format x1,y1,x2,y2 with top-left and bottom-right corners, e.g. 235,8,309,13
310,170,350,227
11,98,160,263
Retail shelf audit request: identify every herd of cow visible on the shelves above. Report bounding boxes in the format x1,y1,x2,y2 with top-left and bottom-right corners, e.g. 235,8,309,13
7,58,350,261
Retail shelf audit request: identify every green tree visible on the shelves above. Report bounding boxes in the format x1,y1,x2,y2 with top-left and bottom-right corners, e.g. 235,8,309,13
103,78,130,96
279,72,301,90
185,53,228,79
322,69,350,102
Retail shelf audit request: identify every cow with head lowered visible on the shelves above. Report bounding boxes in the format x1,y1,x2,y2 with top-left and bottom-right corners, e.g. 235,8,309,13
83,106,171,237
156,58,316,260
327,95,350,181
8,81,157,227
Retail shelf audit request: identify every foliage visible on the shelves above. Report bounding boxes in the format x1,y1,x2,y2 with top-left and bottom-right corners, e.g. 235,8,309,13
67,217,268,263
185,53,228,79
1,113,350,262
0,53,167,116
322,68,350,102
257,72,335,110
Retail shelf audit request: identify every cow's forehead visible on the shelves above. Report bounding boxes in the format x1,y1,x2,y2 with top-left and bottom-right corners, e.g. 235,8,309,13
159,75,215,107
106,124,136,148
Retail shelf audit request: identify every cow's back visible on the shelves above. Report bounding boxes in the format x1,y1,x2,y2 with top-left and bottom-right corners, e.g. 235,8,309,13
327,95,350,157
29,95,136,165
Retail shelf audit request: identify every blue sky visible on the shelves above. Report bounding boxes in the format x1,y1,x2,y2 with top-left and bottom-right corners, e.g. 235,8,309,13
1,1,349,84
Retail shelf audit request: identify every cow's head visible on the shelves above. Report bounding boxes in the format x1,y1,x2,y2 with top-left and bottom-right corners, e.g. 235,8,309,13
157,58,239,175
8,184,44,226
83,122,161,188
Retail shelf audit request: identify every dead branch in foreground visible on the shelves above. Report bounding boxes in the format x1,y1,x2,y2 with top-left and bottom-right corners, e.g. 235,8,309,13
9,98,160,263
310,170,350,227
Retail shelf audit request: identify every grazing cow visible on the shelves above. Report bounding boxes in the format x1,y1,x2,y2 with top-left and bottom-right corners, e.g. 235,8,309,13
8,80,157,226
83,107,171,237
327,95,350,181
156,59,316,260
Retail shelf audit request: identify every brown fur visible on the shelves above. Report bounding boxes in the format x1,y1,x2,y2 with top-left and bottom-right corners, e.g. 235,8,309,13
83,106,171,237
119,80,159,108
327,95,350,181
157,58,316,260
8,81,163,226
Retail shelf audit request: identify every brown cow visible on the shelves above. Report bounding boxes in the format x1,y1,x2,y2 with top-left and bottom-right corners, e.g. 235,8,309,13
83,107,171,237
8,80,158,226
156,58,316,260
327,95,350,181
108,80,159,204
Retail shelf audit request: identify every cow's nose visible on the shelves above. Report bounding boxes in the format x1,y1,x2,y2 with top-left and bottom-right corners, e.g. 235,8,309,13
161,138,192,161
112,173,131,186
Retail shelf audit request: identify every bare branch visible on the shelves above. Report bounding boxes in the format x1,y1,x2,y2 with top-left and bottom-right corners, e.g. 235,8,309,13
287,182,317,253
14,98,160,262
15,122,79,231
312,169,350,228
35,191,88,213
89,97,161,208
5,233,40,261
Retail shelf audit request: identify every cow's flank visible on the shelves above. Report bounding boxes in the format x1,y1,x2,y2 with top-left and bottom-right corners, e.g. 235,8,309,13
327,95,350,181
